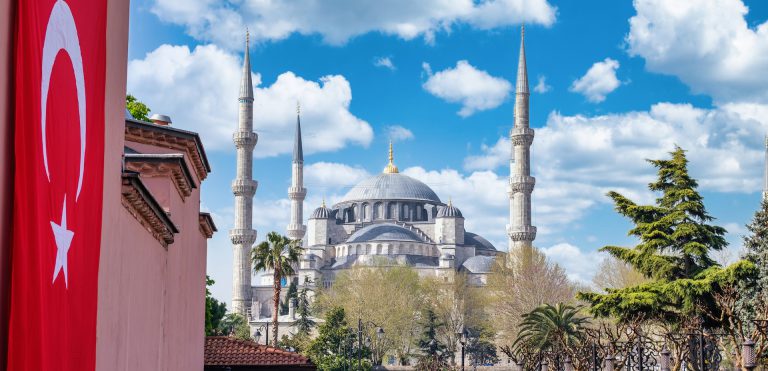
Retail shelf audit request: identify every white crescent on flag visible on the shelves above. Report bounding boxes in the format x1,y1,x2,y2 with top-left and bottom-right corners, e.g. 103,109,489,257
40,0,86,288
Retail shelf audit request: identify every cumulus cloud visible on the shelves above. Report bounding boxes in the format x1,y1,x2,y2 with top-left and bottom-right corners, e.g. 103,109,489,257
570,58,621,103
305,162,370,190
541,243,602,283
374,56,396,70
534,75,552,94
150,0,556,48
627,0,768,104
385,125,415,142
422,60,512,117
464,102,768,196
127,44,373,156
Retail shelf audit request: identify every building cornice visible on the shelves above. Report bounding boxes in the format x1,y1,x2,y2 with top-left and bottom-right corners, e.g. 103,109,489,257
199,212,217,239
121,172,178,247
124,119,211,181
124,153,196,199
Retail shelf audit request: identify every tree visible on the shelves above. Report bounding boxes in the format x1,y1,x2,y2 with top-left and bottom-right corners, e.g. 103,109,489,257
125,94,150,121
577,147,755,328
512,303,589,354
205,275,227,336
251,231,303,346
295,277,316,335
591,256,648,291
415,309,450,371
306,307,371,371
218,313,251,340
315,265,425,364
486,248,576,356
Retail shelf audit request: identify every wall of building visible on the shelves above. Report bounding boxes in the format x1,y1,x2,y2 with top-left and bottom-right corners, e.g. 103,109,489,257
0,1,15,368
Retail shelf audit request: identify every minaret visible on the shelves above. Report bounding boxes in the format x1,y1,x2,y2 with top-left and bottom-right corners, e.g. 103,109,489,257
763,135,768,201
230,31,258,316
287,103,307,241
508,25,537,260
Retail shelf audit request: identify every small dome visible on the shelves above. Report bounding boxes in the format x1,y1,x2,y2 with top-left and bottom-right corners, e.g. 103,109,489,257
347,223,422,243
461,256,496,273
437,201,462,218
310,201,332,219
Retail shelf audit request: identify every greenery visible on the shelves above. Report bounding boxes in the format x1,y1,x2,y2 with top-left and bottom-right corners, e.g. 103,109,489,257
251,231,303,346
512,303,588,354
415,309,451,371
218,313,251,341
306,307,371,371
577,146,755,328
125,94,151,121
280,278,298,315
295,277,316,335
205,275,227,336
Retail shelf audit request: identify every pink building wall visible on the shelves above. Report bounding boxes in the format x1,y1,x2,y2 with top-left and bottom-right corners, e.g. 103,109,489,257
0,1,15,369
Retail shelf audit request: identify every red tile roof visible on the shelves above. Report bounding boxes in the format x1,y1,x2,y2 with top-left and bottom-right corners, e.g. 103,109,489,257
205,336,315,368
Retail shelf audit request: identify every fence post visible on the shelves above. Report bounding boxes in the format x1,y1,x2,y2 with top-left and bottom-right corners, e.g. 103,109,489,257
592,343,598,371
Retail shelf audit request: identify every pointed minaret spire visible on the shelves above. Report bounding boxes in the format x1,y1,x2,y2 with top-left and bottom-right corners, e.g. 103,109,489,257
508,24,536,262
287,104,307,241
231,30,259,317
384,141,399,174
763,135,768,200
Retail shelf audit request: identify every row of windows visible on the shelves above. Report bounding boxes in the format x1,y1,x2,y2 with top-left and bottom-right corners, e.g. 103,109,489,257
335,243,438,257
340,202,432,223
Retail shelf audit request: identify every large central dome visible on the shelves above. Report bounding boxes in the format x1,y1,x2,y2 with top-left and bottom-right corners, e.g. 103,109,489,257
340,173,442,204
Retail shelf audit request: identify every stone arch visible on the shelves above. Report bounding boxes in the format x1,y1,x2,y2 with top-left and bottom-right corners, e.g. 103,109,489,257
376,244,383,254
362,203,369,221
373,202,382,220
388,202,397,220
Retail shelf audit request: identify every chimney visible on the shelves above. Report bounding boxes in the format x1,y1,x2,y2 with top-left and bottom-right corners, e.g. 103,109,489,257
289,298,296,320
149,113,172,126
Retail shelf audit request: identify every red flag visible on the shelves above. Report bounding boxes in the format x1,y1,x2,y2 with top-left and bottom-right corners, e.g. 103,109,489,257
8,0,106,370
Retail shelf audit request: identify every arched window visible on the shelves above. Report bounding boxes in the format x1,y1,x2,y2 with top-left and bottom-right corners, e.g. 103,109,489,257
362,203,369,221
402,204,409,220
389,203,397,219
373,202,382,220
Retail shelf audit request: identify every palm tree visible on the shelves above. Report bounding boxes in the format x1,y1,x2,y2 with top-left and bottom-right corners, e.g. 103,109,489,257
251,231,303,346
512,303,589,354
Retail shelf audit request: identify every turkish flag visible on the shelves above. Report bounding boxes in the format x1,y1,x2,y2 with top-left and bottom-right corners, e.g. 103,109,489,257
8,0,106,370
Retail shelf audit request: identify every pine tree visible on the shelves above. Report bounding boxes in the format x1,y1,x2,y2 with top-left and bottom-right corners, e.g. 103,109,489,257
578,146,755,327
736,198,768,323
416,309,450,371
295,277,316,335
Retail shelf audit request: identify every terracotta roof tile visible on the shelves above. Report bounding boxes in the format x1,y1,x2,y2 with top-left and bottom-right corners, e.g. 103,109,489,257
205,336,315,367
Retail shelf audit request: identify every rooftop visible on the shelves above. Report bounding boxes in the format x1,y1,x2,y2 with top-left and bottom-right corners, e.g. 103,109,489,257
205,336,315,370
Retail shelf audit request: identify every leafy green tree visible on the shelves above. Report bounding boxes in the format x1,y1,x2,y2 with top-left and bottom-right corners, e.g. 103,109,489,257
415,309,450,371
466,336,499,366
512,303,588,354
306,307,371,371
218,313,251,341
205,275,227,336
125,94,151,121
251,231,303,346
295,277,316,335
577,146,755,327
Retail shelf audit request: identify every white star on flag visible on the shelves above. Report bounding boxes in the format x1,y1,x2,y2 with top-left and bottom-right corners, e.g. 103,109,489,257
50,195,74,287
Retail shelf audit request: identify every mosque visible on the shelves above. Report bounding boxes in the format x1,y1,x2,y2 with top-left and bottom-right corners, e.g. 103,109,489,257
230,27,537,334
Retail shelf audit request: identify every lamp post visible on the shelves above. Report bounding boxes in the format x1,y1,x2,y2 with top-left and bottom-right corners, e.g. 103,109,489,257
458,329,467,371
253,324,269,346
744,338,757,371
357,318,384,371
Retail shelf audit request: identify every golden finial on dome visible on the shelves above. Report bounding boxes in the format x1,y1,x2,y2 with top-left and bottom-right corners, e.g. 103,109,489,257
321,197,326,208
383,141,399,174
448,197,453,207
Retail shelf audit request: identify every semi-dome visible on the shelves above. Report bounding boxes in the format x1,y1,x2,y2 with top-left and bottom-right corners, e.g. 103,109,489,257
464,232,497,251
340,173,442,204
460,255,496,273
347,223,423,243
437,201,462,218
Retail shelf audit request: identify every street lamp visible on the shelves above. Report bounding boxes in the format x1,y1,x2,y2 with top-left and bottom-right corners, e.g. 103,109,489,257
458,329,468,371
660,345,671,371
253,324,269,346
743,338,757,371
357,318,384,371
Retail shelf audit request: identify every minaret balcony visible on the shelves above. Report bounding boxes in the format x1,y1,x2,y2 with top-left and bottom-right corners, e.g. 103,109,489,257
510,127,535,146
288,187,307,199
232,179,258,196
507,225,537,241
507,176,535,194
233,131,258,149
230,229,257,245
287,224,307,237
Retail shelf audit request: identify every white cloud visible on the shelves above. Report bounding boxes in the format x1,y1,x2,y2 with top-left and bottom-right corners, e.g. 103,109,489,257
534,75,551,94
465,102,768,195
422,60,512,117
570,58,621,103
150,0,556,48
541,243,602,283
305,162,370,190
127,44,373,156
385,125,415,142
374,56,396,70
627,0,768,104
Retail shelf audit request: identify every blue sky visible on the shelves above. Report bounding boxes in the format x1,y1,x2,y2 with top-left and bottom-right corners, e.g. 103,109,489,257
126,0,768,305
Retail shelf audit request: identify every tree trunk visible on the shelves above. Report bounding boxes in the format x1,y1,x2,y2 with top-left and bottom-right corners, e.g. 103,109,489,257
272,269,281,346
